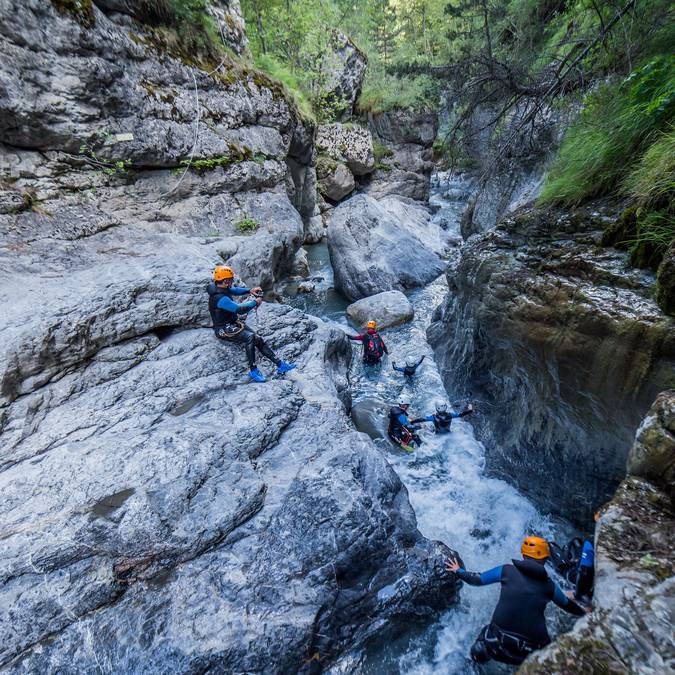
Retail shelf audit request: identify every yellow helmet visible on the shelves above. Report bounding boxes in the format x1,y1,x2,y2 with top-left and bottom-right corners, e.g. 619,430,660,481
366,320,377,329
214,265,235,282
521,536,550,560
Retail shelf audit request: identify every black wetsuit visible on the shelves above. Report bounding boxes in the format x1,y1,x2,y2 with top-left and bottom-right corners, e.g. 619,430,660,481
411,407,472,433
388,406,421,446
457,558,585,665
207,282,280,370
392,355,425,377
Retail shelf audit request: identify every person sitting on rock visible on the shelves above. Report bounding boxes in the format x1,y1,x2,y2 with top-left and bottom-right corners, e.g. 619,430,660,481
410,401,473,433
208,265,296,383
445,537,586,666
388,396,421,450
347,320,388,365
393,354,425,377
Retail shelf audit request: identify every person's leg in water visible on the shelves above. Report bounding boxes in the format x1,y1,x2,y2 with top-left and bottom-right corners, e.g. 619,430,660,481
470,626,492,664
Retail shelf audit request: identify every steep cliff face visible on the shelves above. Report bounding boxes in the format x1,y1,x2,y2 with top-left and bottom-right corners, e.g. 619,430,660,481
0,2,461,670
429,203,675,525
521,390,675,674
362,109,438,203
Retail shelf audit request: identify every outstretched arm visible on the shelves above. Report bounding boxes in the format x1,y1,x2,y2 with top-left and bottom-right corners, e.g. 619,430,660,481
445,557,502,586
410,415,434,424
347,334,364,342
392,363,405,372
217,296,256,314
228,286,251,296
451,404,474,419
551,584,586,616
415,355,426,368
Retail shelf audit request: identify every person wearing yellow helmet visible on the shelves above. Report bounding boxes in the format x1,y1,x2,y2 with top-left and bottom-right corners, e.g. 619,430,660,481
445,535,586,666
346,320,388,365
207,265,296,383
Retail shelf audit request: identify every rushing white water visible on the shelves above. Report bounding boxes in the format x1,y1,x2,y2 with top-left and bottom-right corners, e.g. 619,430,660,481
286,174,576,673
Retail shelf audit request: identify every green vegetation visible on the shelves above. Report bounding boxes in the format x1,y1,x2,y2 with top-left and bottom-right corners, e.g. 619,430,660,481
50,0,94,27
541,56,674,273
236,217,260,233
135,0,222,60
78,135,132,177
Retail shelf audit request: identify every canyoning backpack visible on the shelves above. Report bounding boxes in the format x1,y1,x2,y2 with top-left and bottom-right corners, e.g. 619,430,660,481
549,537,583,583
363,333,385,362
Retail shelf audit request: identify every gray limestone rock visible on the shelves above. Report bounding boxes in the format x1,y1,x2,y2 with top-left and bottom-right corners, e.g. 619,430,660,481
363,110,438,203
327,194,448,301
428,203,675,525
321,30,368,119
521,391,675,674
316,123,375,176
317,158,356,201
347,291,414,330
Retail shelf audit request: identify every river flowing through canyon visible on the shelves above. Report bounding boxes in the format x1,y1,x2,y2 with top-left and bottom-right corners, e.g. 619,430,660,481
285,173,578,673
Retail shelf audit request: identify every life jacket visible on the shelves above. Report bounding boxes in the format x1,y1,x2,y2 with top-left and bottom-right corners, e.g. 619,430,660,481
388,406,409,434
207,282,238,331
363,332,385,362
434,411,452,432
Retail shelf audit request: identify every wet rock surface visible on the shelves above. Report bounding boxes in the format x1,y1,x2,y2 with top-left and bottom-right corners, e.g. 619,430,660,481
0,3,461,671
346,290,414,330
328,194,448,301
362,110,438,202
521,390,675,674
0,306,459,672
429,203,675,525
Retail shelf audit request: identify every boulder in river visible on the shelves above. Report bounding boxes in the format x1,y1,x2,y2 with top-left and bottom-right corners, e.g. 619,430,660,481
328,194,448,301
317,156,356,201
522,390,675,674
347,290,414,329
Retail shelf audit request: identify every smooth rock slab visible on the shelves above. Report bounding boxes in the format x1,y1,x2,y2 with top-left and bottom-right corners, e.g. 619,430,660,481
347,290,414,330
0,305,460,672
328,194,448,301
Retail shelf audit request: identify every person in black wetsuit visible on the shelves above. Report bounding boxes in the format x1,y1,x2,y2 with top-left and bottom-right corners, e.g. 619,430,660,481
392,354,425,378
410,401,473,433
347,320,388,365
445,536,586,665
207,265,296,383
388,396,421,449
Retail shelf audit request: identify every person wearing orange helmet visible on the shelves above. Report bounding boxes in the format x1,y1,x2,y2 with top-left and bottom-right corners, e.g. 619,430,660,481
208,265,296,383
346,320,388,365
445,536,586,666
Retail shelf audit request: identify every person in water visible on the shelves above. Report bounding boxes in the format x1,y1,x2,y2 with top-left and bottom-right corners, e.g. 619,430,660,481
388,396,421,449
207,265,296,383
549,537,595,603
411,401,473,433
347,320,388,365
446,536,586,666
392,354,425,377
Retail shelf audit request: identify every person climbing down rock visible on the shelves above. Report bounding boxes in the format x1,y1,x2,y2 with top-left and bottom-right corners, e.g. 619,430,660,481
393,354,425,377
207,265,296,383
411,401,473,433
347,320,388,365
446,536,587,666
388,396,421,452
549,537,595,603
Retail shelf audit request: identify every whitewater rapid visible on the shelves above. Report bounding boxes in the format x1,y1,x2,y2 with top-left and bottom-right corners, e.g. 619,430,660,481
286,174,575,673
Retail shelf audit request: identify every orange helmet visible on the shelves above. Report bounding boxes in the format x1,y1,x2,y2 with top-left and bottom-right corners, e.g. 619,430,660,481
366,320,377,329
521,536,550,560
214,265,235,282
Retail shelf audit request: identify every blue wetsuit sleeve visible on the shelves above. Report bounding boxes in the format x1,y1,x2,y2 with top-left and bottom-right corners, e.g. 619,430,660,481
424,415,434,422
229,287,251,296
397,413,408,426
552,583,586,616
393,364,405,372
217,296,255,314
456,565,503,586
